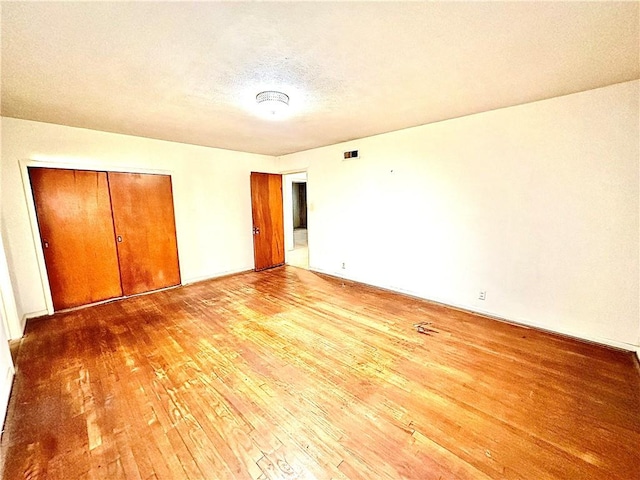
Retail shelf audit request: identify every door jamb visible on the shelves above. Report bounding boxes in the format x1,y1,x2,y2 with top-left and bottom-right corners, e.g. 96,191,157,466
280,169,308,267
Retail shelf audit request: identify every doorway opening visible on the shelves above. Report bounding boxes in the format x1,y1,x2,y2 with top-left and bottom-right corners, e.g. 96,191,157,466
283,172,308,269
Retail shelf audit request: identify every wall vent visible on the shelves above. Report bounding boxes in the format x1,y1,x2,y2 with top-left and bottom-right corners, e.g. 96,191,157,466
343,150,359,160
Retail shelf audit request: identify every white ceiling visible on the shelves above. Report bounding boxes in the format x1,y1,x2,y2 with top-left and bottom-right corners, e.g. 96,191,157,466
1,2,638,156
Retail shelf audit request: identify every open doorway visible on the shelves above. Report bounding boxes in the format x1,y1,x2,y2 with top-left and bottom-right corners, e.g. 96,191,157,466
283,172,308,269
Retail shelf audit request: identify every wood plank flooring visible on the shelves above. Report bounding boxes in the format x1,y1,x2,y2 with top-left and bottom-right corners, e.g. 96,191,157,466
1,267,638,479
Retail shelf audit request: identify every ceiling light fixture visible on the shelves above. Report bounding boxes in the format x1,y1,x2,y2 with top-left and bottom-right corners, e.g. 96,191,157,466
256,90,289,117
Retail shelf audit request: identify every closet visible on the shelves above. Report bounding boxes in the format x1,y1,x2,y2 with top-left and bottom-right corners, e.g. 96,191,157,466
29,168,181,310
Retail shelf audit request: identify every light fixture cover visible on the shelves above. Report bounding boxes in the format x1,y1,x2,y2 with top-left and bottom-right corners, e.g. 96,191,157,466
256,91,289,116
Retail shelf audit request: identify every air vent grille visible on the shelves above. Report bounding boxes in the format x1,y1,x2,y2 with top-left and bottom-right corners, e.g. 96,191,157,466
343,150,359,160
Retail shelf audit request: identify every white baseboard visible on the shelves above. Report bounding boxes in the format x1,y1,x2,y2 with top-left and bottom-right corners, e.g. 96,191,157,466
20,268,640,355
183,267,254,286
23,309,48,320
309,267,639,353
18,268,254,329
23,309,48,321
18,309,49,337
457,305,639,352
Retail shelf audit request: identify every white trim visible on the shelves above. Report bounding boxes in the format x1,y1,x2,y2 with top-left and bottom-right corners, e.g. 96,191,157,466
18,159,180,318
309,267,640,353
23,310,50,322
18,269,254,321
182,267,254,286
279,167,309,176
0,235,22,339
0,264,16,437
19,161,54,315
280,169,309,269
0,364,15,438
461,307,639,352
19,158,174,176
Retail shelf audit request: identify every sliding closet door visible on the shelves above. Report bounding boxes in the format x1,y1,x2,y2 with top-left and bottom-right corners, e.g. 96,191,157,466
108,172,181,296
29,168,123,310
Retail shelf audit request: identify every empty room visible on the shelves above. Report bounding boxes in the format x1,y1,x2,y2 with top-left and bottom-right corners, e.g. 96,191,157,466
0,2,638,479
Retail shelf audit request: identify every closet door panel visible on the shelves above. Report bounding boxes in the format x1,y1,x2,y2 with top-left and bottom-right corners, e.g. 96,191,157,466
29,168,123,310
108,172,181,296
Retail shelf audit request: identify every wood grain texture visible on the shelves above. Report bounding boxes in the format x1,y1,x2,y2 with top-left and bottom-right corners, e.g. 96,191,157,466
28,168,123,310
108,172,181,296
1,267,638,479
251,173,284,271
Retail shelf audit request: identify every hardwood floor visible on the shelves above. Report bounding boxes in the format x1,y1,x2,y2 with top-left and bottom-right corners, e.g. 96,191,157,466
287,229,308,270
1,267,638,479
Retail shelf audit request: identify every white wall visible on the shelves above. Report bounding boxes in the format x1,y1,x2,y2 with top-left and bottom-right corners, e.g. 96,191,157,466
0,115,16,431
2,82,638,351
1,118,277,331
278,81,640,350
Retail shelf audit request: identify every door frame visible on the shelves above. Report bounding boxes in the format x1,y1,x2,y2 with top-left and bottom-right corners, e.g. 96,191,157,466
281,169,309,267
19,159,177,316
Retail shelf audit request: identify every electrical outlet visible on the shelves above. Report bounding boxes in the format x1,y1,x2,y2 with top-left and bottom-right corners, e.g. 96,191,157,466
479,291,486,301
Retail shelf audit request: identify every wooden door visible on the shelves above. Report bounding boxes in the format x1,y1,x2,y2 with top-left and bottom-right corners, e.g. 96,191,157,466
29,168,123,310
250,172,284,271
108,172,181,296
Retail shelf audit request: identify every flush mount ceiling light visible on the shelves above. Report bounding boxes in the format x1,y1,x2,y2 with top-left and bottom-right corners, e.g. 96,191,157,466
256,90,289,117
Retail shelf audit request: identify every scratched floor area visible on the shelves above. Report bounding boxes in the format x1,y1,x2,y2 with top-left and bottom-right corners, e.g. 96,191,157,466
1,267,639,479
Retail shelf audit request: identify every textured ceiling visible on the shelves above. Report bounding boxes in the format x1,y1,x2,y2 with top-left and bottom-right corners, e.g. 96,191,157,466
1,2,638,156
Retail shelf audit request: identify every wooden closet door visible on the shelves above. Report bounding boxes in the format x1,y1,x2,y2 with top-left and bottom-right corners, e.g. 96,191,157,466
108,172,181,296
29,168,123,310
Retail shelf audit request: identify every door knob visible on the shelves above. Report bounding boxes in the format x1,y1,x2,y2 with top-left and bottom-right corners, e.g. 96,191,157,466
117,235,123,242
43,240,49,248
